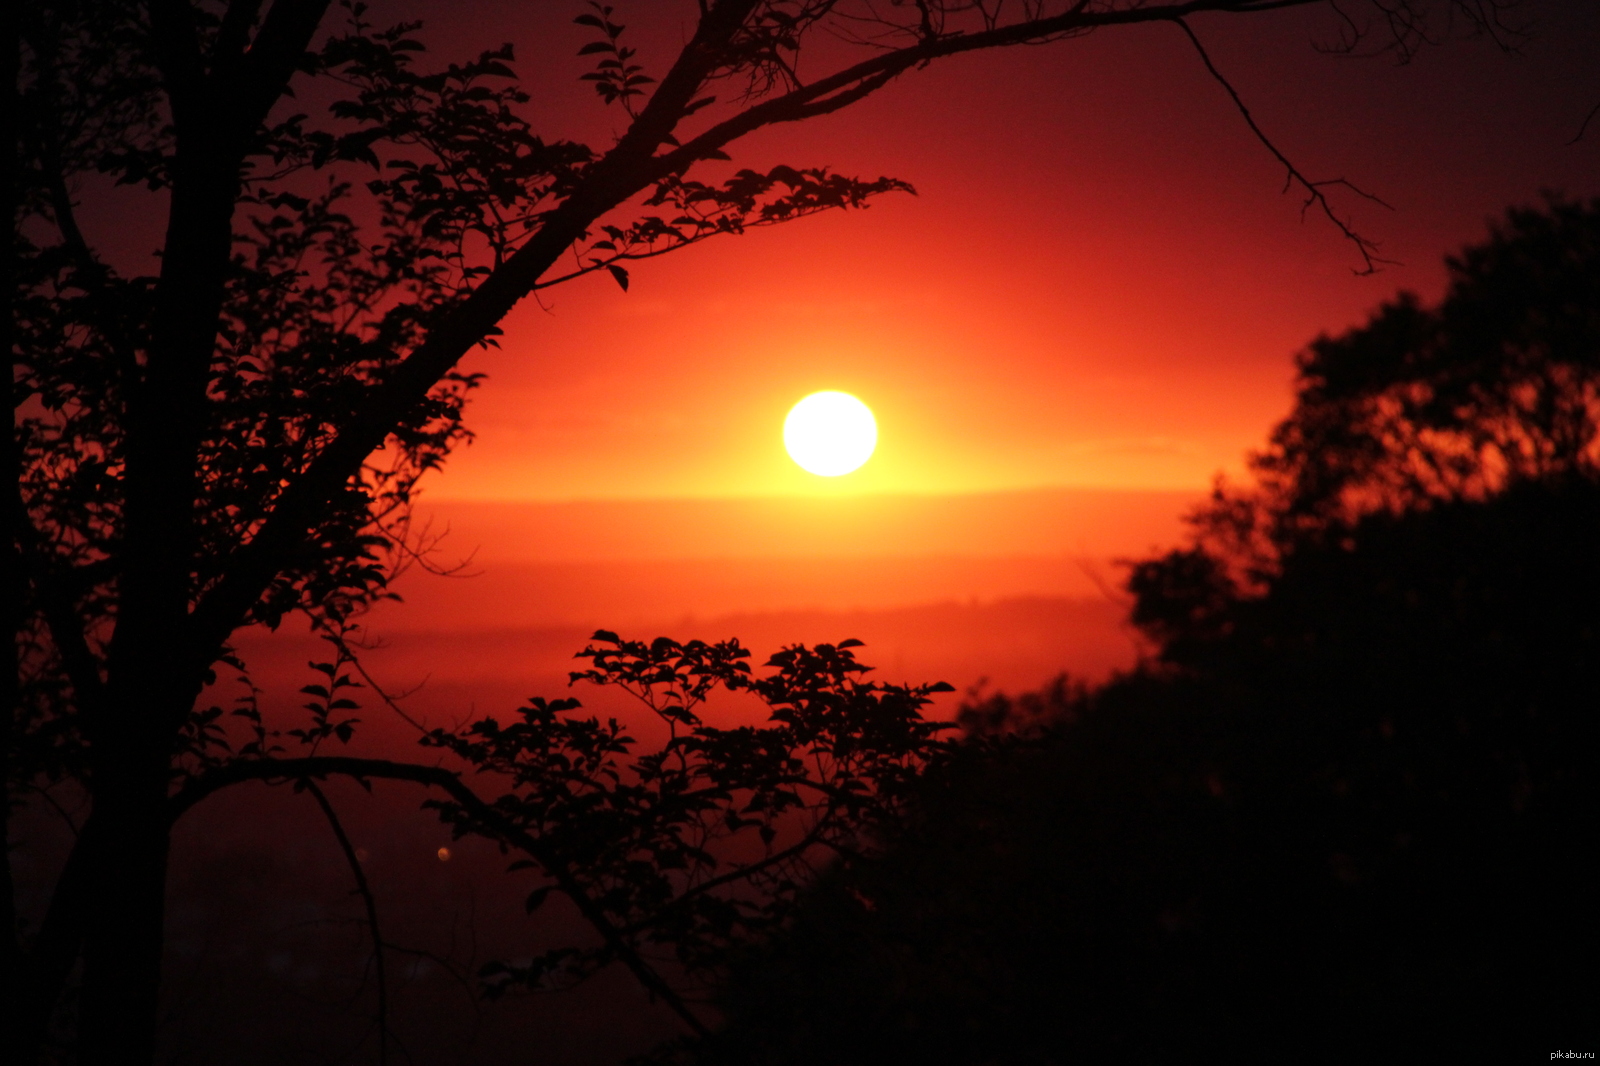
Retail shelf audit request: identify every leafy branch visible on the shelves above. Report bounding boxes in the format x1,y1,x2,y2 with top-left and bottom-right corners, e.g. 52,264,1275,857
169,635,955,1037
575,3,656,116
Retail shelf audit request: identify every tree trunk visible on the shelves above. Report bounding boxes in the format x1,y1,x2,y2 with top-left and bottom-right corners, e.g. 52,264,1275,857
75,631,194,1066
76,716,178,1066
68,42,248,1058
3,0,24,1051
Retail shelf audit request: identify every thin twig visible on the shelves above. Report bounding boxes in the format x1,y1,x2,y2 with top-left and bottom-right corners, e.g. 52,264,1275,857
23,782,84,838
169,756,712,1038
303,779,389,1066
1075,557,1153,660
1570,98,1600,145
308,615,432,736
615,823,831,938
1174,17,1396,275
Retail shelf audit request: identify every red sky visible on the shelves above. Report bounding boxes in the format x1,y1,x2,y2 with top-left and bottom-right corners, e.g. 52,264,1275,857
182,0,1583,712
71,3,1600,518
389,0,1600,503
278,0,1600,700
93,0,1595,708
89,10,1600,1058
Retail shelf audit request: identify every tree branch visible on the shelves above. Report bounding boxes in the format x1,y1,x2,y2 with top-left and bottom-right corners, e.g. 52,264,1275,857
222,0,332,147
302,780,388,1066
25,14,105,277
615,821,834,939
1569,97,1600,145
184,2,771,662
316,621,433,736
1173,16,1394,275
647,0,1324,182
214,0,266,69
11,821,97,1060
146,0,209,132
168,756,712,1037
46,174,94,271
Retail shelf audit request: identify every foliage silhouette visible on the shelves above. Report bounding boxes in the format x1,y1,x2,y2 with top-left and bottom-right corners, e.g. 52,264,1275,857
1133,194,1600,607
168,633,954,1044
7,1,1528,1060
693,201,1600,1064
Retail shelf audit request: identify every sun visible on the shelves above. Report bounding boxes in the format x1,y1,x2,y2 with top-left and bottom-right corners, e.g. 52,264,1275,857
784,391,878,477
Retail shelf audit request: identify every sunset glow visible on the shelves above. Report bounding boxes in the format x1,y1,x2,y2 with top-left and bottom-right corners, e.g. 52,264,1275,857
24,0,1598,1061
783,391,878,477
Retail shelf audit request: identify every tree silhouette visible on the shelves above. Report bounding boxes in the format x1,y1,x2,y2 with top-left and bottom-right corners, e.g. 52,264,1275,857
696,201,1599,1064
1129,196,1600,641
7,1,1523,1061
165,633,955,1049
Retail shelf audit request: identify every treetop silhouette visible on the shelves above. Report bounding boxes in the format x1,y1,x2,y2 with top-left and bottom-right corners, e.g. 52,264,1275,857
1130,195,1600,632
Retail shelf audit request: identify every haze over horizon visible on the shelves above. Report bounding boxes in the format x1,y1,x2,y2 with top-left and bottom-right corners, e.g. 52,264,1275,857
239,487,1196,729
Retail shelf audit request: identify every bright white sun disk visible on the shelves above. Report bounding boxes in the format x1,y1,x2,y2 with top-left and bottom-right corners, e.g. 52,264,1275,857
784,391,877,476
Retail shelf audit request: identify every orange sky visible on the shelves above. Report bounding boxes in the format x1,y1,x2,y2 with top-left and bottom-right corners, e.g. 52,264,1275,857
388,1,1600,503
145,15,1600,1056
178,2,1600,708
253,1,1600,703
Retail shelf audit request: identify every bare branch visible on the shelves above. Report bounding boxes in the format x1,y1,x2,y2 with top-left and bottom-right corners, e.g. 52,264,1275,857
302,779,389,1066
12,822,96,1059
221,0,333,142
22,783,85,839
1570,97,1600,146
168,756,713,1037
648,1,1321,180
1174,17,1395,275
313,618,434,737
